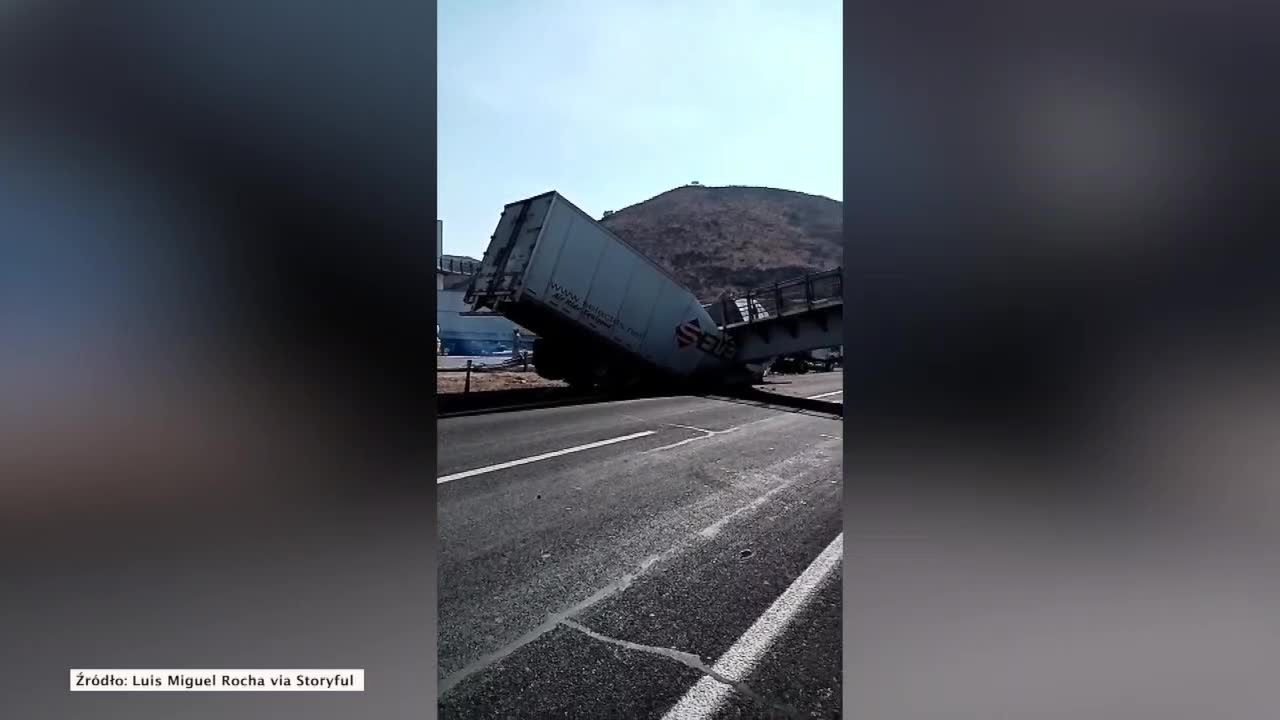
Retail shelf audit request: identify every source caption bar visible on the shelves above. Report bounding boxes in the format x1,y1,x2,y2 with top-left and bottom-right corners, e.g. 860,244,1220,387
69,669,365,692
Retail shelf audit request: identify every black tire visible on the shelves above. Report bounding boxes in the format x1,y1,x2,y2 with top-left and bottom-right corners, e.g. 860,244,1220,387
564,374,596,391
532,338,566,380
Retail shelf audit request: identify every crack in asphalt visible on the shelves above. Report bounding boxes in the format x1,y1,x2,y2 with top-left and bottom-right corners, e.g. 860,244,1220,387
438,544,687,697
559,619,804,720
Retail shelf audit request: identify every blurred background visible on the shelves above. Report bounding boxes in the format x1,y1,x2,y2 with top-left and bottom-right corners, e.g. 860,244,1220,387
840,3,1280,718
0,2,436,718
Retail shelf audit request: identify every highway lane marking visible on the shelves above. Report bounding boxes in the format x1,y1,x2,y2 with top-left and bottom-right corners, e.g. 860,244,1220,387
807,390,843,399
697,480,797,539
646,416,778,453
666,423,720,434
436,431,656,484
661,533,844,720
650,420,732,448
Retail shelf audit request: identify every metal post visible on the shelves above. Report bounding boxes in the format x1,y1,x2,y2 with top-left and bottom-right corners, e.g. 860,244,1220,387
464,360,472,395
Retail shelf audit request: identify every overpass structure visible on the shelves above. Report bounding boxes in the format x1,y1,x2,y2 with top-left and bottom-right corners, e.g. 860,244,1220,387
437,219,533,355
713,268,843,364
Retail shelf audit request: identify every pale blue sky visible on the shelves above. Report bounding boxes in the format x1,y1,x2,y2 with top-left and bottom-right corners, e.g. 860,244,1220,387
438,0,842,260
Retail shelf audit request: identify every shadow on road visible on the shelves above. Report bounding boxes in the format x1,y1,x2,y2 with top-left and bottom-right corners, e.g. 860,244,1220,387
437,386,686,418
438,384,842,420
704,388,843,419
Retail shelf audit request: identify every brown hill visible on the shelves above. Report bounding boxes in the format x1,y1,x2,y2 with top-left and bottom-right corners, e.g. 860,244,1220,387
599,184,842,300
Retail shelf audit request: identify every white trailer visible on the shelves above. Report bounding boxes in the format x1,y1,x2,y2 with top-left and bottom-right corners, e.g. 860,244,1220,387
466,191,749,388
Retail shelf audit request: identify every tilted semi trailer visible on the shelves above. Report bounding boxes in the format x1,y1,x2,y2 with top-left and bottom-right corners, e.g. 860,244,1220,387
464,191,761,389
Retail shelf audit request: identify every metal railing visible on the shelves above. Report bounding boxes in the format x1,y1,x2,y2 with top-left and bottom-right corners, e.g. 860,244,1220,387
438,257,482,275
719,267,843,326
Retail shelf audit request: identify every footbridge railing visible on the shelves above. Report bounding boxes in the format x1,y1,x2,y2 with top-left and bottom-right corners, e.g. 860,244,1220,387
717,267,843,328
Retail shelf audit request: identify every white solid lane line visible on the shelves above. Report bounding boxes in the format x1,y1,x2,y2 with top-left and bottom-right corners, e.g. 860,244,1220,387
437,431,656,484
661,533,843,720
807,390,843,399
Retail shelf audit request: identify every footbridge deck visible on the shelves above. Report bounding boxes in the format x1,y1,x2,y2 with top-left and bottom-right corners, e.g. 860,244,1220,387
712,268,843,363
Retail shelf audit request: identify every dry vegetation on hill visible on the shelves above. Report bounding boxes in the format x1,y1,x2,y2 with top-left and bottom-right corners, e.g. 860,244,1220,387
600,184,842,299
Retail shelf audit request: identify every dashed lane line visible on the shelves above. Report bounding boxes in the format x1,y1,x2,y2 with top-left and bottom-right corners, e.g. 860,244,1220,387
437,431,656,484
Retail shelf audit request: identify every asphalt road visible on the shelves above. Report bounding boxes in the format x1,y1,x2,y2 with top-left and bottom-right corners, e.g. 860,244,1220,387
437,373,844,719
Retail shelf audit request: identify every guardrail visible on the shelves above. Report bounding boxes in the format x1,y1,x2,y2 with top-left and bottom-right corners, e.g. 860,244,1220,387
438,356,534,395
719,267,843,326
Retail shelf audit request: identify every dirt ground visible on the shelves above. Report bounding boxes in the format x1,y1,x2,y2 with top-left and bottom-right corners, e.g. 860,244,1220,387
436,370,566,394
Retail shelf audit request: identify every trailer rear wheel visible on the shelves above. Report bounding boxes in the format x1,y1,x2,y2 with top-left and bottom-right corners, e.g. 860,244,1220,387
532,338,566,380
564,374,596,391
